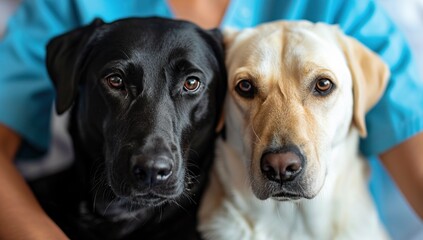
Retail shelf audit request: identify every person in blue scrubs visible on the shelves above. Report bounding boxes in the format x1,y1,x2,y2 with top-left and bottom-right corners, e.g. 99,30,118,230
0,0,422,239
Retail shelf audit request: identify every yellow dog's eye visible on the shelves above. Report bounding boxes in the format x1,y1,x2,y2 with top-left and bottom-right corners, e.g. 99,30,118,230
315,78,334,95
236,79,255,99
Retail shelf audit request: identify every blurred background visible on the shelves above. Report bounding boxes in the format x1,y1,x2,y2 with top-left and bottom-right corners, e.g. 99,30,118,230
0,0,19,38
2,0,421,76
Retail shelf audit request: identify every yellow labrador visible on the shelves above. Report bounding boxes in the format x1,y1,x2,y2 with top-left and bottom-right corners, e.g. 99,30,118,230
199,20,390,240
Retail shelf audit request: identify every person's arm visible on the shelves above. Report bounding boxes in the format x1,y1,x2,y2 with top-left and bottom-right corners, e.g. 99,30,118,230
379,132,423,219
0,0,81,156
324,0,423,219
0,2,82,238
0,125,68,239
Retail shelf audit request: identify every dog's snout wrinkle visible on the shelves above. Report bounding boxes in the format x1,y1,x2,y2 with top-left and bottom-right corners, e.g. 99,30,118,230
260,146,304,183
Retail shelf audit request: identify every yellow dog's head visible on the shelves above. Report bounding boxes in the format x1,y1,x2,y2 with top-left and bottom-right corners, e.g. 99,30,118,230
223,21,389,200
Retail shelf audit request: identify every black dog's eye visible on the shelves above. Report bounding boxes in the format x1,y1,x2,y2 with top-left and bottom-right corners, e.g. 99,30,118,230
236,79,255,98
183,77,201,92
314,78,334,96
106,74,124,89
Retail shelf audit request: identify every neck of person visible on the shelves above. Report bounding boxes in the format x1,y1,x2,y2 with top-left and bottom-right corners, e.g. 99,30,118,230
167,0,230,28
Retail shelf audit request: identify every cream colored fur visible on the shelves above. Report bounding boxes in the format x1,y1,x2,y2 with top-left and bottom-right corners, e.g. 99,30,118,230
199,21,390,240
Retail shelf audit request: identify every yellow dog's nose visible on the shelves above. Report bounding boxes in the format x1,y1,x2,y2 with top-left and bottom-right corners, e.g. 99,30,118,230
261,150,303,182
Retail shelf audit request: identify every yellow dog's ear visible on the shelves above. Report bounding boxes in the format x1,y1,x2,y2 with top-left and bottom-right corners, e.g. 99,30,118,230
336,29,390,137
222,27,240,49
215,111,225,133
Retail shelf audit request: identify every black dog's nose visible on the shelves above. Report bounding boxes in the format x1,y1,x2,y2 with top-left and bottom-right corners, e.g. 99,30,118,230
132,155,173,186
261,151,303,182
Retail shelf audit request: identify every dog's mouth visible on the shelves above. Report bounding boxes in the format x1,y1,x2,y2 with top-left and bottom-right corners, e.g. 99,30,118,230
270,191,304,201
105,186,182,212
261,183,308,202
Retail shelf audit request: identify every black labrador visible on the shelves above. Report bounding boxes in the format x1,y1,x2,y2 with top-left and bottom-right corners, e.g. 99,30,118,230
32,17,226,239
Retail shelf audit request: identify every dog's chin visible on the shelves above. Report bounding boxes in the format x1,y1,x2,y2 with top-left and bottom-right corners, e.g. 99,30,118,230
129,194,171,207
94,194,172,221
92,183,184,220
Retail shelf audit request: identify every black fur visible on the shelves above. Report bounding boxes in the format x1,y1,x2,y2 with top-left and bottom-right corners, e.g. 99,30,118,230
32,17,226,239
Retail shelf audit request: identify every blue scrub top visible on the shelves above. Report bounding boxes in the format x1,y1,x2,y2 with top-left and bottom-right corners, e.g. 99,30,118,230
0,0,422,238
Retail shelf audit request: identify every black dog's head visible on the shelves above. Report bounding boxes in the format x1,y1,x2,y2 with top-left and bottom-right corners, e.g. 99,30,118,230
46,17,226,219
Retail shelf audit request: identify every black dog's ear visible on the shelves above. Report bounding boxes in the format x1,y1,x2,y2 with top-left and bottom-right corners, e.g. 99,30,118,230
207,28,224,45
205,28,227,134
46,18,104,114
